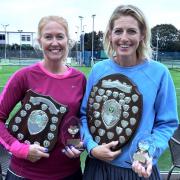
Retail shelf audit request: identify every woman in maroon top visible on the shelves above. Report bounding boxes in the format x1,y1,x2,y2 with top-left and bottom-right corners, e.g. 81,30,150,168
0,16,86,180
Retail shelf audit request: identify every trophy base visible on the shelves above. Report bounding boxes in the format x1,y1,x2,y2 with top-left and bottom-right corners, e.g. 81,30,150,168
133,152,146,164
66,139,84,150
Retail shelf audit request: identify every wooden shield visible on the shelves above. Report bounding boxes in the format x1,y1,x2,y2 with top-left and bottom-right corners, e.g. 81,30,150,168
8,90,68,152
87,74,142,150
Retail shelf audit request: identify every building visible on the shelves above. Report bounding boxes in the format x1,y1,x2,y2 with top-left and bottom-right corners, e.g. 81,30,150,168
0,31,35,46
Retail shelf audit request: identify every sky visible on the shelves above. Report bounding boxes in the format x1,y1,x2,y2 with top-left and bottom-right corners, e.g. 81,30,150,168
1,0,180,41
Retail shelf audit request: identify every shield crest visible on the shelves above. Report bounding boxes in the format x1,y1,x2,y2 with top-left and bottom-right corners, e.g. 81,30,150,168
8,90,68,152
87,74,142,150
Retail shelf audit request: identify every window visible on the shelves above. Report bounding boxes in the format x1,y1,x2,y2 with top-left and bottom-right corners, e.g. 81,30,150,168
21,35,31,41
0,34,5,40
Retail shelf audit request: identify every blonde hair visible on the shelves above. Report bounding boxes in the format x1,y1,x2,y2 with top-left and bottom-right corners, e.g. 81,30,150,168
38,16,69,60
103,5,152,60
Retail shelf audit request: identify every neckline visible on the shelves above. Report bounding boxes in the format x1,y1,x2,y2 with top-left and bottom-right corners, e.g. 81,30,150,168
38,61,72,79
110,58,149,71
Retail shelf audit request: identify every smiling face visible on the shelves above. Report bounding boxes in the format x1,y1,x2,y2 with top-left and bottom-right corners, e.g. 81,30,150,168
109,15,144,65
38,21,68,62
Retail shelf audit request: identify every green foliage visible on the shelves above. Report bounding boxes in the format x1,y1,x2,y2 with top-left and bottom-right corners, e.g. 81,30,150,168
0,43,34,50
151,24,180,51
83,31,104,51
72,24,180,53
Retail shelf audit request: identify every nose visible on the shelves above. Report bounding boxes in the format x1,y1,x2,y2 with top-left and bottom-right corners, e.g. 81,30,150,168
51,37,59,45
120,31,128,40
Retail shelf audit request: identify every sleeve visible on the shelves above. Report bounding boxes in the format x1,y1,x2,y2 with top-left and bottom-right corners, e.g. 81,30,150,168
152,68,178,159
0,70,29,159
80,68,98,154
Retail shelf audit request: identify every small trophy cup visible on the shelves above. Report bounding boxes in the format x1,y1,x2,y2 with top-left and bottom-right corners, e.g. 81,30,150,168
62,116,83,150
133,140,151,165
130,133,156,166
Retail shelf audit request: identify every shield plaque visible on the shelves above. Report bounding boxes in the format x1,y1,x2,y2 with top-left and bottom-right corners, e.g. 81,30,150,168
8,90,68,152
87,74,142,150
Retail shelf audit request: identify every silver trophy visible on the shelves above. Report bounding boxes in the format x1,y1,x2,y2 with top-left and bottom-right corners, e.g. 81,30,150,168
61,116,83,150
130,133,156,166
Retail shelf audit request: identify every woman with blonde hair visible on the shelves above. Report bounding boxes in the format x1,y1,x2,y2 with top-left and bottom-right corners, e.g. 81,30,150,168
80,5,178,180
0,16,86,180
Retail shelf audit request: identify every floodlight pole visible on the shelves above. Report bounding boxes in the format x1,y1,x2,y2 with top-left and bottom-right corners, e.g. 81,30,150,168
156,31,159,61
91,14,96,66
79,16,83,66
1,24,9,60
82,25,86,66
75,31,78,62
18,30,23,61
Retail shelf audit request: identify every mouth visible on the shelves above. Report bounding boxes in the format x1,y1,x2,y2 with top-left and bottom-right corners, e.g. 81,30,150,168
119,44,130,48
49,48,63,53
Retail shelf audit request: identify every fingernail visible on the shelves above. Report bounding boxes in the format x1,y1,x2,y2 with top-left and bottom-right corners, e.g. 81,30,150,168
44,148,48,152
62,149,66,153
69,145,75,149
65,146,69,150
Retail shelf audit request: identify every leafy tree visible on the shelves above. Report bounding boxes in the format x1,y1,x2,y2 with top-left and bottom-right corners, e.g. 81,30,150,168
151,24,179,51
83,31,104,51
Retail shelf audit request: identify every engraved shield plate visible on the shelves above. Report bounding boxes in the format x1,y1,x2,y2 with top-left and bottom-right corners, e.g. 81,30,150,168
87,74,142,150
8,90,68,152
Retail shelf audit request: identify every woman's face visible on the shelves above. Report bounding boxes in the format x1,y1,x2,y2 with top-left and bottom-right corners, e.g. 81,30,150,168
109,15,144,61
39,21,68,62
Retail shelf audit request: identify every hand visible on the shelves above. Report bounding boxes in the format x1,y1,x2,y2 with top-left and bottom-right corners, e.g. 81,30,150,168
27,144,49,163
62,141,84,158
91,141,121,161
132,153,152,178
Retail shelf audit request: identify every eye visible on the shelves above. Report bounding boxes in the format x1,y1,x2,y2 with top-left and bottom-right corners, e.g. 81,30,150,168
56,34,65,40
127,29,137,35
44,34,52,40
113,29,123,35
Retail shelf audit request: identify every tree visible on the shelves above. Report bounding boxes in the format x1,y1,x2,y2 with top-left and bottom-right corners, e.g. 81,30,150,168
83,31,104,51
151,24,179,51
71,31,104,52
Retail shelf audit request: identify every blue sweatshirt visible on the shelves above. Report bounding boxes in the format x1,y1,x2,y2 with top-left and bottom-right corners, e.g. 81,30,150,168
80,59,178,168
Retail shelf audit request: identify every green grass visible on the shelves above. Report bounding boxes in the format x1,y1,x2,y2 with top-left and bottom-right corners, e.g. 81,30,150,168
0,65,180,171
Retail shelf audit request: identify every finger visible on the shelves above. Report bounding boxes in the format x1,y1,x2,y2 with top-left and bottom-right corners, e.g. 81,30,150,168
64,147,75,158
79,141,84,147
144,163,152,178
139,166,147,177
37,151,50,158
37,146,49,153
70,146,81,155
136,164,144,177
106,141,119,148
104,149,121,161
113,149,121,155
132,161,141,174
108,149,121,160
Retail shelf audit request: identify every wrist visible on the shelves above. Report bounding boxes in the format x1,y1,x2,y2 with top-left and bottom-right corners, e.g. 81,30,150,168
9,140,29,159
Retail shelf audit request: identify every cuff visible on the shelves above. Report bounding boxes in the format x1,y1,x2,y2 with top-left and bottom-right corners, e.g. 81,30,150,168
9,140,29,159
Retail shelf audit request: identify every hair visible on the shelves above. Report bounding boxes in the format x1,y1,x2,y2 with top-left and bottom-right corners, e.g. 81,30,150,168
38,16,69,60
103,5,152,60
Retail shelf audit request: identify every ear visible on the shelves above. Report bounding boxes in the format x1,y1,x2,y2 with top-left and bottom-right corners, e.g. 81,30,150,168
141,35,145,41
108,31,112,44
140,31,145,41
108,31,112,42
37,38,42,48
